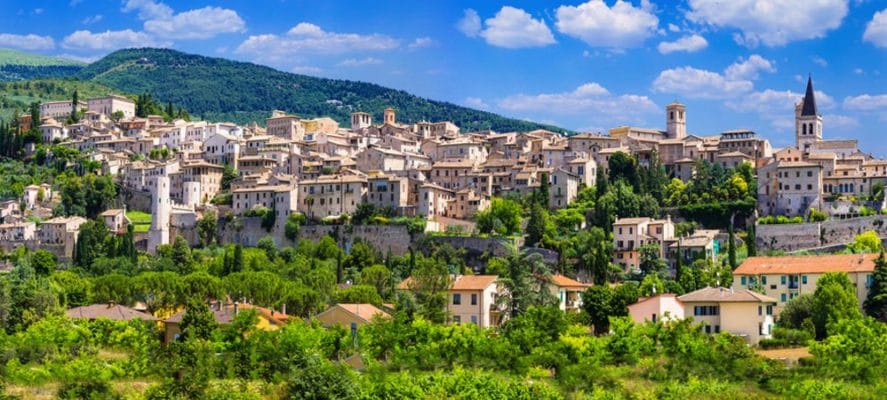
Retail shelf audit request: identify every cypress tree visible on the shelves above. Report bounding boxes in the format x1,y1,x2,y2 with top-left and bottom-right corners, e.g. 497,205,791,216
71,90,79,122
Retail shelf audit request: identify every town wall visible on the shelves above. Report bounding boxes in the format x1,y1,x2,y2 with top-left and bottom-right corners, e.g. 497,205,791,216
757,215,887,252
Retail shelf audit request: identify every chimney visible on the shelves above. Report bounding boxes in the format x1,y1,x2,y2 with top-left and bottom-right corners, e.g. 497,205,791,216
234,302,239,316
281,303,287,315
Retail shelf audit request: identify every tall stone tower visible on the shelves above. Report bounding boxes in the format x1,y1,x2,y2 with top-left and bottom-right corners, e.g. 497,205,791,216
666,102,686,139
147,176,171,254
795,76,822,151
350,112,372,130
383,107,396,125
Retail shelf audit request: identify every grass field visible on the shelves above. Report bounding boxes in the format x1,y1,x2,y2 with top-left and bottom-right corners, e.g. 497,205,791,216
126,210,152,232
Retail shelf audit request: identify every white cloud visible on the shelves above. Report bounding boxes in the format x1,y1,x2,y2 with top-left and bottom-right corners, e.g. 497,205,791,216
480,6,556,48
236,23,399,62
122,0,173,20
291,65,322,75
668,23,681,33
498,82,657,124
724,54,776,80
81,14,103,25
62,29,169,51
144,6,246,39
556,0,659,48
812,55,828,67
653,67,754,99
726,89,835,114
843,94,887,111
33,8,44,15
0,33,55,51
457,9,482,37
408,37,433,49
864,9,887,48
338,57,382,67
464,97,490,110
657,34,708,54
687,0,849,47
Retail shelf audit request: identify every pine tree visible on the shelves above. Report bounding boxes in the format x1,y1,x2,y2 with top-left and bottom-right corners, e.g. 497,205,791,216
537,172,550,207
71,90,79,122
864,250,887,322
233,244,244,273
747,222,757,257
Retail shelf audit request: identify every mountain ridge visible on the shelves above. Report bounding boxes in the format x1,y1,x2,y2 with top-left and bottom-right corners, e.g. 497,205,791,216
76,48,570,132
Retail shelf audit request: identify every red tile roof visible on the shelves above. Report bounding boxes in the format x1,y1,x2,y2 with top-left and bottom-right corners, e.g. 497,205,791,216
66,303,158,321
734,254,877,275
678,287,776,303
550,274,590,288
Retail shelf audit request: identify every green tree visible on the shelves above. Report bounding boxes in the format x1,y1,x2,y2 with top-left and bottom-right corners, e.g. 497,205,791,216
70,90,79,122
846,230,881,253
812,272,862,339
608,151,639,189
171,236,194,274
196,210,217,247
863,250,887,321
475,197,522,236
582,285,613,335
179,299,217,341
638,243,667,277
498,251,557,319
284,356,360,400
31,249,57,276
358,264,393,300
284,212,304,241
74,220,110,270
779,293,814,330
221,163,237,190
525,203,553,247
343,241,375,274
409,258,451,323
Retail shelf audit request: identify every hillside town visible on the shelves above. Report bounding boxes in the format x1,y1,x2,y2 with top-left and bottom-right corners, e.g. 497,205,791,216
0,76,878,342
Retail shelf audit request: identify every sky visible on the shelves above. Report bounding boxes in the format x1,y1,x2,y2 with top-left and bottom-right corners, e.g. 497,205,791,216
1,0,886,154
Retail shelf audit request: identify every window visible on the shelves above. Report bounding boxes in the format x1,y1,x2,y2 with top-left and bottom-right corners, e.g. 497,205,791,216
453,316,461,323
766,305,773,315
741,276,747,285
758,306,762,316
781,293,787,302
802,275,807,285
705,325,711,334
452,294,461,305
471,293,478,305
470,315,478,325
762,276,767,285
714,325,720,333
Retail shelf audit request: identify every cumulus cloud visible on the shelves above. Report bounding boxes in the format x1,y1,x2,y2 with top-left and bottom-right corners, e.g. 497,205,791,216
653,67,754,99
0,33,55,51
338,57,382,67
726,89,835,113
498,82,657,124
144,6,246,39
479,6,556,48
62,29,169,51
122,0,173,20
236,23,399,62
843,94,887,111
687,0,849,47
864,9,887,48
824,114,859,130
657,34,708,54
408,37,433,49
457,9,482,37
724,54,776,80
556,0,659,48
464,97,490,110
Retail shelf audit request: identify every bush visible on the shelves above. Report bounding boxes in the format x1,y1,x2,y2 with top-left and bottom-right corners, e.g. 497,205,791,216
57,380,118,400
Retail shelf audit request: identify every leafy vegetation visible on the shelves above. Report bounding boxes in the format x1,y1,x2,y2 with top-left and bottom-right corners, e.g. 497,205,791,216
0,48,83,82
76,48,570,132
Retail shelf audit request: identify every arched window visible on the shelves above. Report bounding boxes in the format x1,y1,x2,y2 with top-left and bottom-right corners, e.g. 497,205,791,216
802,124,807,135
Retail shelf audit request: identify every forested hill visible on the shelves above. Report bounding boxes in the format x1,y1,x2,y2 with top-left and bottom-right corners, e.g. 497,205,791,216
0,48,84,81
76,48,568,133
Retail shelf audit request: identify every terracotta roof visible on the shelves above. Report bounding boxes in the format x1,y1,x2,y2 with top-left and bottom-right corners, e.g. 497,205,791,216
328,303,390,322
66,303,158,321
734,254,877,275
677,287,777,303
550,275,590,288
452,275,497,290
398,275,497,291
165,303,290,325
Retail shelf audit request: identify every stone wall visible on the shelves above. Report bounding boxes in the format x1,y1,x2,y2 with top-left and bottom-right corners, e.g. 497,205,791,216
118,188,153,213
757,215,887,252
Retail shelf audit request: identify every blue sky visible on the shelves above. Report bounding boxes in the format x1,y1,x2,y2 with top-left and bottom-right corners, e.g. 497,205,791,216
1,1,886,153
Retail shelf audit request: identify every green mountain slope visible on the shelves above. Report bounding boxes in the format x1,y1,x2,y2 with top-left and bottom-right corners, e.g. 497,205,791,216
0,48,84,81
0,78,120,121
77,48,569,133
